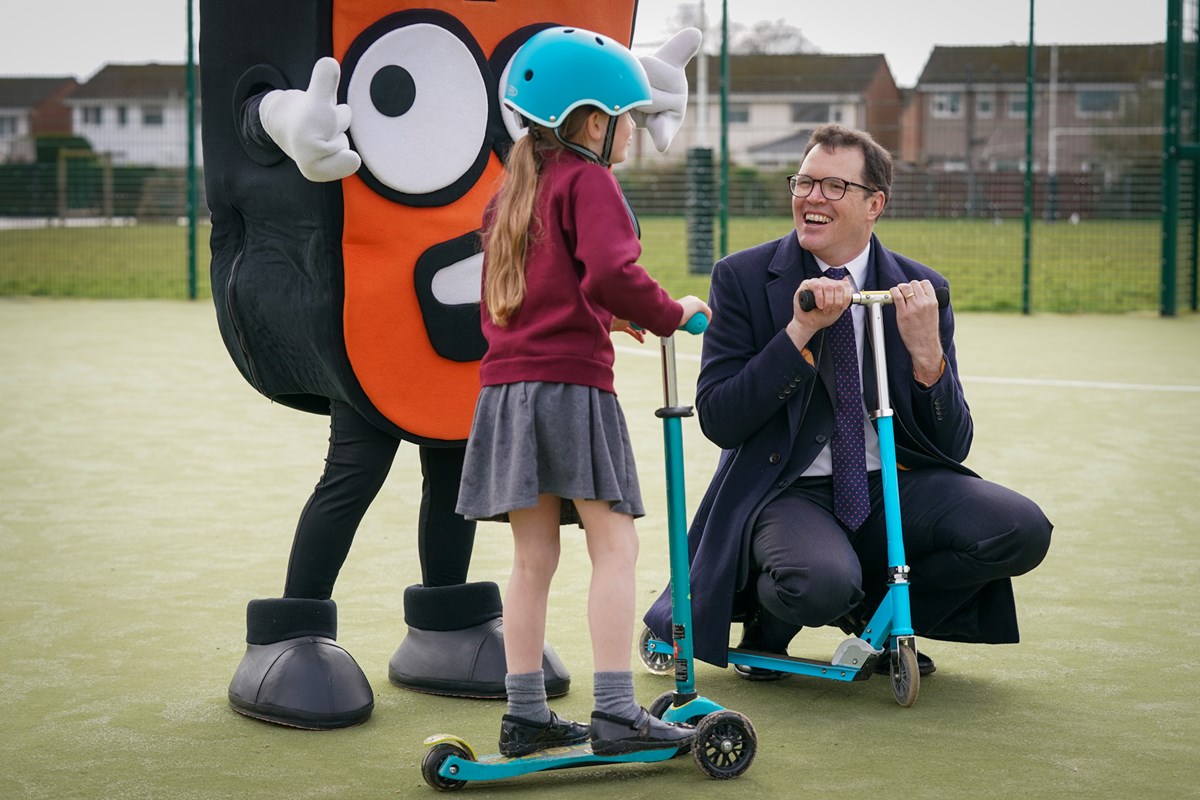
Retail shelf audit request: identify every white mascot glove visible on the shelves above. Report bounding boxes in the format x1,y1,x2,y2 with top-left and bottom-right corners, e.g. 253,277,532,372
633,27,703,153
258,57,362,182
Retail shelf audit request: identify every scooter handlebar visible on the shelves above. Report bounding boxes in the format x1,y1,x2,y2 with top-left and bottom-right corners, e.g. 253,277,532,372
680,311,709,335
797,286,950,312
631,312,709,335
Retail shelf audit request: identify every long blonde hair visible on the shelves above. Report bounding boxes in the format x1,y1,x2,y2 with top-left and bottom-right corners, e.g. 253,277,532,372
484,107,596,326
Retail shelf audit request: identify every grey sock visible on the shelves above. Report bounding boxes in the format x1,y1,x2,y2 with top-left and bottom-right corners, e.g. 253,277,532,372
592,670,639,721
505,670,550,723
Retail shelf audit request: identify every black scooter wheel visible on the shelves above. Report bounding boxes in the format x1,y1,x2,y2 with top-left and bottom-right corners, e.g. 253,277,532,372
692,710,757,779
648,690,675,720
421,743,470,791
890,639,920,707
638,625,675,675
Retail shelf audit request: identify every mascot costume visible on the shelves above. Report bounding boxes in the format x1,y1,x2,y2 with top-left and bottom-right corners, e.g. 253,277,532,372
200,0,699,729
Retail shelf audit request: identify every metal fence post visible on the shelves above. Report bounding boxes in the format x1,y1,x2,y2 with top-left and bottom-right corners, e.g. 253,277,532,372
186,0,198,301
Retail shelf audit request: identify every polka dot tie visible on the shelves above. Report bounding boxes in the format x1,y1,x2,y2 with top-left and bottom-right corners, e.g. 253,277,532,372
824,267,870,531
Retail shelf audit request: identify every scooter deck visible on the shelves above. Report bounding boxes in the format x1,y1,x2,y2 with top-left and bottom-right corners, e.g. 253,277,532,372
441,743,680,782
728,647,879,682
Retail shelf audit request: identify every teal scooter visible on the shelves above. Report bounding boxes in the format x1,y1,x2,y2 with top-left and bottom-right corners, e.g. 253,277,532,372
421,315,757,790
640,288,950,708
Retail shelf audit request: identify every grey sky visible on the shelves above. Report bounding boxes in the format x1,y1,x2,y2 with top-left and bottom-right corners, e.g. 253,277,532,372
0,1,1169,88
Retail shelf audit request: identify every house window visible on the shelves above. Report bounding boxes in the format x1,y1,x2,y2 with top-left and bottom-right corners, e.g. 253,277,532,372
931,92,962,119
0,115,17,136
975,93,995,118
728,103,749,124
82,106,103,125
791,102,828,123
116,106,128,127
1077,90,1120,117
142,105,164,127
1007,95,1037,118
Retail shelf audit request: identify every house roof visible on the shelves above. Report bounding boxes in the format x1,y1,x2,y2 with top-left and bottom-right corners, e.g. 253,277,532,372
748,130,812,155
68,63,200,101
918,43,1165,86
687,53,891,94
0,77,79,108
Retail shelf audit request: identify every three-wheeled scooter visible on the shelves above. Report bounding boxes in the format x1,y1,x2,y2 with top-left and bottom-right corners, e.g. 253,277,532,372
422,314,757,790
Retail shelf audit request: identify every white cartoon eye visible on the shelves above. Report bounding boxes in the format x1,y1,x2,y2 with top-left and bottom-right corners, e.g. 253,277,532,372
342,13,492,207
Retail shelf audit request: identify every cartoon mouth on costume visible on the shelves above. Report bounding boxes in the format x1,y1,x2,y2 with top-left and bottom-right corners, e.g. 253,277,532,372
413,230,487,363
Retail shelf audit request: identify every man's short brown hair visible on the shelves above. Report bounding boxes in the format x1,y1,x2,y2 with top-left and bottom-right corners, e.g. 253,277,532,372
802,124,893,199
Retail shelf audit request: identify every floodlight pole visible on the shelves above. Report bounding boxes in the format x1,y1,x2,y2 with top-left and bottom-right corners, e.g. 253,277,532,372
1021,0,1034,315
719,0,729,258
186,0,198,300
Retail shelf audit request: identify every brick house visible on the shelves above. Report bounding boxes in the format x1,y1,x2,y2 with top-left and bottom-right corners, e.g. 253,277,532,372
0,76,79,163
904,43,1164,175
635,52,902,169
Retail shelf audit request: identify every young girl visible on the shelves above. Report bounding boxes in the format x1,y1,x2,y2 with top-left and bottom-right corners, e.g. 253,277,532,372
456,27,710,758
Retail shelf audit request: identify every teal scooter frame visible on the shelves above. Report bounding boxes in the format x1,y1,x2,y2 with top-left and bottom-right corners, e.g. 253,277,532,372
421,314,757,790
640,288,950,708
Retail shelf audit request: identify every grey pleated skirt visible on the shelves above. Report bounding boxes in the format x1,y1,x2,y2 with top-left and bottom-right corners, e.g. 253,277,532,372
456,381,645,525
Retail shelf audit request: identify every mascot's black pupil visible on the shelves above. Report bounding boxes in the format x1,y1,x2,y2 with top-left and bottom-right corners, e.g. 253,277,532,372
371,65,417,117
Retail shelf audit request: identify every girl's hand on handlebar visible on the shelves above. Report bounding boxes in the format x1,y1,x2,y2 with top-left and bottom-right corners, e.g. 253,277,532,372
611,318,646,343
677,295,711,329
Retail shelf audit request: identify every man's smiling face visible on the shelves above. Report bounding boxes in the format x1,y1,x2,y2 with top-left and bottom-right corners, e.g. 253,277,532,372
792,144,884,267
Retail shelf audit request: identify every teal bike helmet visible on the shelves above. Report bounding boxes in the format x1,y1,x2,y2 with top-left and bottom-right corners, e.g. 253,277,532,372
504,26,653,165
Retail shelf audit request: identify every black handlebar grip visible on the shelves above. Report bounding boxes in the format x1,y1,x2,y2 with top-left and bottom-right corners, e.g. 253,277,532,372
797,286,951,312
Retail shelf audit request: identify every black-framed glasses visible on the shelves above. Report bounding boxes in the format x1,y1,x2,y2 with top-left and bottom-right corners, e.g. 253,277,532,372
787,174,880,200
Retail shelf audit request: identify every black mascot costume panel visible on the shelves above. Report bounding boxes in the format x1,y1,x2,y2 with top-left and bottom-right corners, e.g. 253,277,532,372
200,0,698,729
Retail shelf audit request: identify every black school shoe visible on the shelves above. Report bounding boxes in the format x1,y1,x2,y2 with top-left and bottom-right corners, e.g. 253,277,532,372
499,711,590,757
590,708,695,756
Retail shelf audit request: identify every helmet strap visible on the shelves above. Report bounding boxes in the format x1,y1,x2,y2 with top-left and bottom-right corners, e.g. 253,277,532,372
553,126,605,167
550,112,618,168
599,114,618,166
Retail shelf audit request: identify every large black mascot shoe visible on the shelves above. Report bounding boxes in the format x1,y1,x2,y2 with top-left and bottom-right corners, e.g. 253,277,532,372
228,598,374,730
388,582,570,698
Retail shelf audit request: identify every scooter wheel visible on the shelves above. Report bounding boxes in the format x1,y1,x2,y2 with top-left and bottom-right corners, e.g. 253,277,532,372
890,639,920,708
648,690,675,720
638,625,675,675
692,710,757,780
421,743,470,791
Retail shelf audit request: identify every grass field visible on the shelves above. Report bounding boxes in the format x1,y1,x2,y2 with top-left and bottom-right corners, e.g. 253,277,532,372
2,298,1198,798
0,216,1183,313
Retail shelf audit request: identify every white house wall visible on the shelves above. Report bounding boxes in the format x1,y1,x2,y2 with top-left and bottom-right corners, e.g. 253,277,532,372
70,97,202,168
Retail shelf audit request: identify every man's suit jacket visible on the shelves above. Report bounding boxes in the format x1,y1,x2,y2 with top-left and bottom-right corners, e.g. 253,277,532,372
644,231,1016,667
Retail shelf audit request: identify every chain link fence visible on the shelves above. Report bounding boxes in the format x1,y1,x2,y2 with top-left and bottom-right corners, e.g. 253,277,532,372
1,19,1196,313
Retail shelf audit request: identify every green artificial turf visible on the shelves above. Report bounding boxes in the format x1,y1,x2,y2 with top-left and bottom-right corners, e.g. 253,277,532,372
0,216,1180,313
1,299,1197,798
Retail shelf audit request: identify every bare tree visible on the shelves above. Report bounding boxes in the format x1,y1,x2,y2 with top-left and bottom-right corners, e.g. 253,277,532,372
663,5,815,55
733,19,818,55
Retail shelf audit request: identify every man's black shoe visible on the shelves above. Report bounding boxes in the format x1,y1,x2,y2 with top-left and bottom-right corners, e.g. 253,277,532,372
499,711,589,758
874,646,937,676
733,609,791,681
831,602,872,636
590,708,695,756
732,662,789,681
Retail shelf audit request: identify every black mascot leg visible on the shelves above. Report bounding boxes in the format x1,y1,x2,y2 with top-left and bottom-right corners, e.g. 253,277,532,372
387,446,571,698
228,401,396,729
